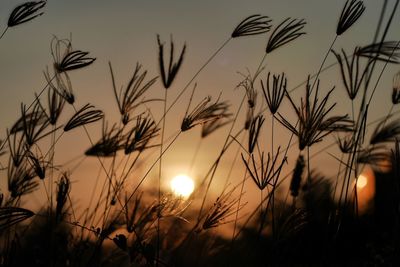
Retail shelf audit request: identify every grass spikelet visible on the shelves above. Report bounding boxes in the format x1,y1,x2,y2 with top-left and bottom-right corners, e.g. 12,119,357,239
44,67,75,104
357,145,390,169
201,187,244,231
85,121,123,157
276,76,350,150
0,207,34,232
289,155,305,197
231,14,272,38
181,96,224,132
64,103,103,132
392,71,400,104
19,102,54,146
336,0,365,35
7,1,46,27
370,117,400,144
201,103,232,138
248,114,264,154
56,173,70,222
241,146,287,190
261,72,287,114
357,41,400,64
157,34,186,89
27,149,47,180
41,87,66,125
7,162,38,199
55,50,96,73
124,114,160,154
331,47,370,100
6,130,26,167
266,18,306,53
337,134,355,153
109,62,158,124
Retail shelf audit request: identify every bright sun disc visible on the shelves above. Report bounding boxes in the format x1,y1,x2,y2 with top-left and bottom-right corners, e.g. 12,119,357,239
357,174,368,189
170,174,195,197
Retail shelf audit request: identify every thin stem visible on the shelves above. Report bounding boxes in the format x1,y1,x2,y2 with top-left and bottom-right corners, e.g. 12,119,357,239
0,27,8,40
231,153,250,242
157,89,168,266
310,35,338,93
197,93,246,220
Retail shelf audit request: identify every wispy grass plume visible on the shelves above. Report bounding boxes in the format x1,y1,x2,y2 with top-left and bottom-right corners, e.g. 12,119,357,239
336,0,365,35
231,14,272,38
157,35,186,89
109,62,158,124
0,207,34,232
266,18,306,53
64,104,103,132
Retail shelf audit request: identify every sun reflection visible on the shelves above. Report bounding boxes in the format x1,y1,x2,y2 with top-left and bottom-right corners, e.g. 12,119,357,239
170,174,195,198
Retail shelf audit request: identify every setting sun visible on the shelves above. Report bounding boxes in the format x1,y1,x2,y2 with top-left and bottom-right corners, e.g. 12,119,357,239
170,174,195,197
356,174,368,189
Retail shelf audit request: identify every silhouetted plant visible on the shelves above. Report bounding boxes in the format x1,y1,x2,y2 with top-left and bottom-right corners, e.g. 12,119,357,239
64,104,103,132
370,117,400,144
109,62,158,124
181,96,224,131
157,35,186,89
124,115,160,154
289,155,305,197
231,14,272,38
266,18,306,53
55,173,70,223
357,41,400,64
241,147,286,190
392,71,400,104
85,121,123,157
201,187,244,231
277,76,350,150
261,72,287,114
331,47,370,100
0,206,34,232
248,114,264,154
336,0,365,35
7,1,46,27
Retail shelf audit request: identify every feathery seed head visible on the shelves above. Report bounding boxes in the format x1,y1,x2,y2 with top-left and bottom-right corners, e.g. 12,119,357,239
242,146,287,191
266,18,306,54
392,71,400,104
331,47,370,100
8,1,46,27
336,0,365,36
157,35,186,89
231,14,272,38
277,76,350,150
261,72,287,114
290,155,305,197
248,114,264,154
357,41,400,64
181,96,224,132
64,104,103,132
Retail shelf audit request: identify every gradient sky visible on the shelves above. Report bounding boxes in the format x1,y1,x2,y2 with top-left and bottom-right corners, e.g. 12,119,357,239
0,0,399,217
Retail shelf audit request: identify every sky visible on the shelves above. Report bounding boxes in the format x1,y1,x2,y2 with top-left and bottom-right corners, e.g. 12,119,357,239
0,0,399,221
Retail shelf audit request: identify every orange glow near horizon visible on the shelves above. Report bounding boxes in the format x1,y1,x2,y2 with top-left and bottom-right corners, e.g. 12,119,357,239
355,168,375,214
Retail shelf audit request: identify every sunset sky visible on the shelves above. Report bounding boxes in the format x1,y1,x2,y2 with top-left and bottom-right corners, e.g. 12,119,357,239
0,0,399,214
